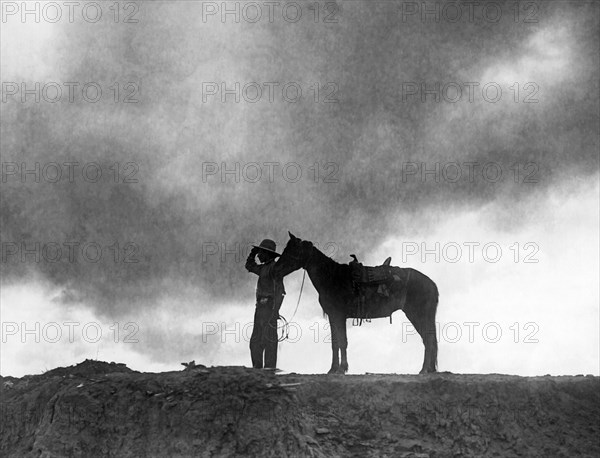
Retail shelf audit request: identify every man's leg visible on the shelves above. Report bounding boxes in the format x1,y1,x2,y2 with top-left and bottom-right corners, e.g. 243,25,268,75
264,307,279,368
249,306,266,368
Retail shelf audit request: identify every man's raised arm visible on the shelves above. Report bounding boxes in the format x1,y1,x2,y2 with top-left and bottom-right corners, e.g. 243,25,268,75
245,247,261,275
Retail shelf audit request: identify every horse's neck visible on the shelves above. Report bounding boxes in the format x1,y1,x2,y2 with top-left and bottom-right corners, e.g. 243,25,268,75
305,247,342,294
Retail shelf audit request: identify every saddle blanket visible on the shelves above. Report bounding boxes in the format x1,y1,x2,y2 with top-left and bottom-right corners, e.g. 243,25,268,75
348,266,411,320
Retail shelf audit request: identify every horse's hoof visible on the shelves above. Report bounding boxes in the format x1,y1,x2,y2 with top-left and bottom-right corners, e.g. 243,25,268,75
419,369,437,375
327,368,338,375
335,367,347,375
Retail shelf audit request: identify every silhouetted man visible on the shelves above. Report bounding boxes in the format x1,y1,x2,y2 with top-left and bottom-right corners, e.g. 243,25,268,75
245,239,293,369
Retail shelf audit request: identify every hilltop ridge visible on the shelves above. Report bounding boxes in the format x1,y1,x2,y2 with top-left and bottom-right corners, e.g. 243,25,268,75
1,360,599,457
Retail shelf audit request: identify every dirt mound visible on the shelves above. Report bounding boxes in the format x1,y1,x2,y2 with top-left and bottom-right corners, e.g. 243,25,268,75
43,359,134,378
1,362,599,457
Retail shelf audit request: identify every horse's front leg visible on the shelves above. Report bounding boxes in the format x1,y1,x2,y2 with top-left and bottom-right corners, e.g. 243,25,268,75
338,317,348,374
327,316,340,374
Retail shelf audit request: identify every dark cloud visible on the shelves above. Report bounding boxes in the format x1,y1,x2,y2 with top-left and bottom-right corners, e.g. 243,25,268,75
1,1,598,314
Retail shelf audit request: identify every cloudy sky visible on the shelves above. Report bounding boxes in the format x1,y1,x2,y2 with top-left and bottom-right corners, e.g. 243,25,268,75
1,0,598,377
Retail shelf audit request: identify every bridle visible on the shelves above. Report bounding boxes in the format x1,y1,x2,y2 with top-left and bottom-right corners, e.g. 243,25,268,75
284,242,314,270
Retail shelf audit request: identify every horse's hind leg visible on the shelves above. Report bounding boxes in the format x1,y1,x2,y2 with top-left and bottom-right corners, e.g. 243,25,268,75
421,314,438,373
423,293,439,373
404,297,438,374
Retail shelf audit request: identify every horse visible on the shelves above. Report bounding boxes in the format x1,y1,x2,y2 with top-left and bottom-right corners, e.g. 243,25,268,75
279,232,439,374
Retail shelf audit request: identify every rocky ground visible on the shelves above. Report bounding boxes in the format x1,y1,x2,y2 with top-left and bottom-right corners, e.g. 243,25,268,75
1,360,599,457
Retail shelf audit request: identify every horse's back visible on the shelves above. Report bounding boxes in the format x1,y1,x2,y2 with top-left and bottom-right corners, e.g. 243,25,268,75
399,267,439,302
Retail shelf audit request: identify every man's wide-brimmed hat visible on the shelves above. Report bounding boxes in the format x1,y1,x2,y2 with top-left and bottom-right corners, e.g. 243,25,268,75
253,239,280,256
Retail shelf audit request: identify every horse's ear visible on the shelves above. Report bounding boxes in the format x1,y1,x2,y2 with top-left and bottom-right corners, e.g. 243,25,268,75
288,231,297,240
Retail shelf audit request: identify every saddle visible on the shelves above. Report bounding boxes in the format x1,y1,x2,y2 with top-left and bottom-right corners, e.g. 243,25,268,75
348,254,409,326
349,254,397,285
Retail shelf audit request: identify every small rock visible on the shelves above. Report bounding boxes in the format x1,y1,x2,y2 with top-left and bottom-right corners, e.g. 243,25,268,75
316,427,330,434
305,435,319,445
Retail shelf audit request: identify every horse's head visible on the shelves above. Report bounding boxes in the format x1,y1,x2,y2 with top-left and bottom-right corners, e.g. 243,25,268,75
279,231,314,271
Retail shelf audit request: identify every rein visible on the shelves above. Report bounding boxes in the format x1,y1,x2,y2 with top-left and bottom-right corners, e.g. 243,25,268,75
278,245,312,341
289,269,306,323
278,269,306,341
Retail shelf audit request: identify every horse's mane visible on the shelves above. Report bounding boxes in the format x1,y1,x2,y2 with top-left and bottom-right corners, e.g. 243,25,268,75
309,243,351,280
